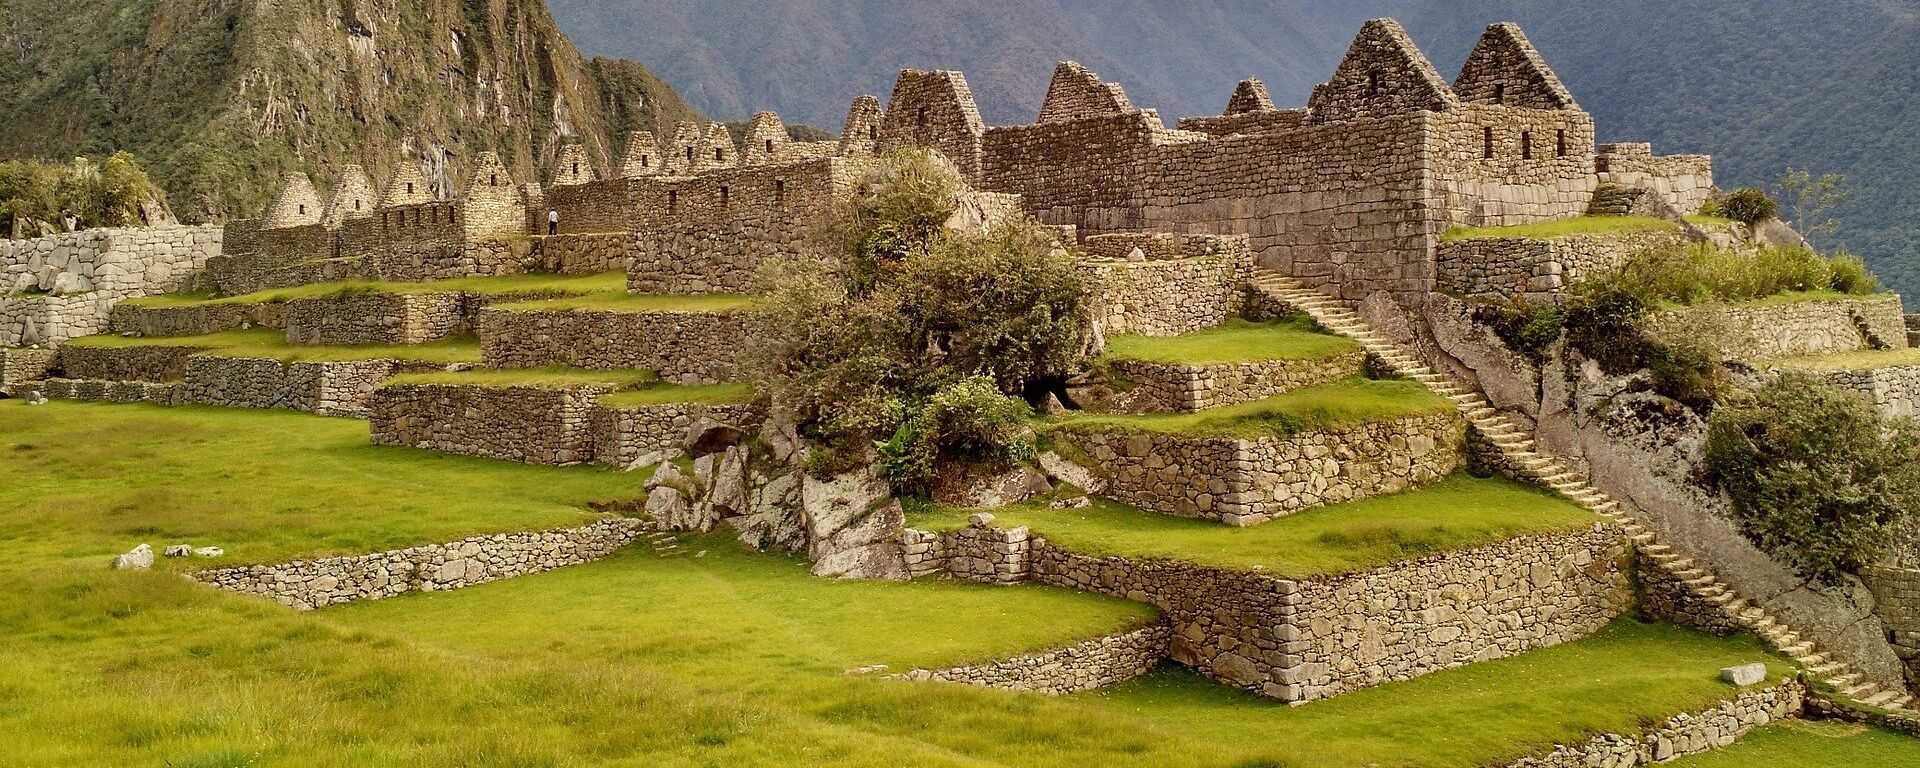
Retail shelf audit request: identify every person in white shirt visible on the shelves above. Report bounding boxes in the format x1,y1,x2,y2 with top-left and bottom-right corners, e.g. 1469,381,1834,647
547,209,559,236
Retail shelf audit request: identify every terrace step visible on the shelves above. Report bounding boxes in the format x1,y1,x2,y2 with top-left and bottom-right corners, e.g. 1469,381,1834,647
1249,267,1914,714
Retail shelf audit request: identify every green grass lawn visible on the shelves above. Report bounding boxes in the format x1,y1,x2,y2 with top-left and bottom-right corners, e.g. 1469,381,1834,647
1441,215,1680,242
599,381,760,407
1047,378,1452,438
1684,214,1739,228
490,292,755,313
1,401,1901,767
64,328,485,365
1669,719,1920,767
1770,347,1920,371
1101,317,1358,365
121,271,630,308
382,365,663,390
908,475,1598,578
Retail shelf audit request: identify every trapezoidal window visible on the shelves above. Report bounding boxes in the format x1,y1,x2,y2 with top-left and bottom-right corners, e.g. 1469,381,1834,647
1494,83,1506,105
490,174,498,186
917,107,928,127
686,146,696,162
667,189,678,215
1556,130,1568,158
640,155,650,168
571,162,579,177
354,199,361,211
868,125,877,140
1521,131,1533,160
297,204,305,215
1483,127,1495,159
719,186,730,210
1367,70,1381,95
406,182,415,195
764,139,774,153
715,147,726,162
774,179,786,204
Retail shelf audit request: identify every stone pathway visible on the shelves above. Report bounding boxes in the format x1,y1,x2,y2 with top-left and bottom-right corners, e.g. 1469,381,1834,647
1252,268,1914,713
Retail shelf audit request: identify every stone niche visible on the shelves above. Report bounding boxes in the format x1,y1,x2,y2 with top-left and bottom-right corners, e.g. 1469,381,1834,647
369,382,613,465
1059,411,1466,526
1028,523,1630,704
477,306,748,385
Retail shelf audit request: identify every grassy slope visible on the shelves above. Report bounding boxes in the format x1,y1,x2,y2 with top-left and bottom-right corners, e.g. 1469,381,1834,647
1101,317,1358,365
492,292,757,312
1669,719,1920,767
123,272,631,308
1048,378,1452,438
0,401,1814,766
1440,215,1680,242
64,329,484,365
909,475,1598,578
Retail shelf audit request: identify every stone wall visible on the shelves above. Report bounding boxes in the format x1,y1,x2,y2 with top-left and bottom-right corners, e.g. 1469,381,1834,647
283,292,465,345
369,382,612,465
1864,566,1920,693
1647,296,1908,360
191,519,645,610
892,621,1171,695
901,521,1033,584
0,347,55,394
179,356,413,417
109,301,284,337
55,343,212,382
515,233,627,274
1638,553,1749,637
0,226,222,345
1800,363,1920,419
28,378,179,404
1028,524,1628,703
624,157,867,295
1061,411,1465,526
1083,352,1367,414
1436,228,1688,302
594,401,768,469
1502,680,1803,767
477,307,747,385
1080,234,1254,337
1595,143,1715,216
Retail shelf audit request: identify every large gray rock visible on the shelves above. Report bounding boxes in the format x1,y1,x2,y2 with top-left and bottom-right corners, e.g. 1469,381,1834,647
803,467,908,580
684,417,749,456
645,485,714,533
932,464,1051,509
709,446,749,516
728,469,806,552
112,543,154,570
1721,663,1768,686
1037,451,1108,494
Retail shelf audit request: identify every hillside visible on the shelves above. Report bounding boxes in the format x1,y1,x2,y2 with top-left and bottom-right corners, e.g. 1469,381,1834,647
548,0,1920,296
0,0,701,223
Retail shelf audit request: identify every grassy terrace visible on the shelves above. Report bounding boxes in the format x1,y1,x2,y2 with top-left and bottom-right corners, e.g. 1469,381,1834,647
909,475,1598,578
1047,378,1452,438
63,328,484,365
1771,347,1920,371
1671,720,1920,767
600,381,759,407
0,400,1842,766
1101,317,1358,365
1440,215,1680,242
382,365,662,390
120,271,629,308
490,292,756,313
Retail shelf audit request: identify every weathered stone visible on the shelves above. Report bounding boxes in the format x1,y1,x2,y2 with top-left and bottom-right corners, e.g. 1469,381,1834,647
684,417,750,455
1720,663,1768,687
112,543,154,570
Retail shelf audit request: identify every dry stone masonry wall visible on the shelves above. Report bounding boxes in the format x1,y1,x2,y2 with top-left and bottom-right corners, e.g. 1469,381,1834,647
1436,228,1688,302
283,292,465,345
1647,296,1907,360
191,519,645,610
370,383,612,465
1083,352,1367,414
0,347,55,394
1063,411,1465,526
180,356,416,417
893,621,1171,695
594,401,768,469
478,307,748,385
1503,680,1804,767
1799,363,1920,419
1,225,222,344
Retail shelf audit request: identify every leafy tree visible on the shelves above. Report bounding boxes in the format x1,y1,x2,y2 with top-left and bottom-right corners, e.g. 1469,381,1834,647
1771,168,1849,240
1705,373,1920,584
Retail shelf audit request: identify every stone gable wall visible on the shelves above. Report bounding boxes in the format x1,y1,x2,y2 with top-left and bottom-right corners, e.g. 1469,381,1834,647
369,383,612,465
190,519,645,610
1647,296,1908,360
893,621,1171,695
1062,410,1466,526
477,308,747,385
1437,228,1688,302
594,401,768,469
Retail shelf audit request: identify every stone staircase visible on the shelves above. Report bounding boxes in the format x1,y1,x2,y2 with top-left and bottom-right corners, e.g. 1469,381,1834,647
647,530,689,559
1251,268,1915,713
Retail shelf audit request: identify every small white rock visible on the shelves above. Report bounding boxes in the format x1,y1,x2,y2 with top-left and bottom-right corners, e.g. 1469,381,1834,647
193,546,225,558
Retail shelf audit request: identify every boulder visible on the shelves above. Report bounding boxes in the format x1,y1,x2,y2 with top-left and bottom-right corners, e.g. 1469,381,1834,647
647,460,698,496
163,544,192,558
803,467,908,580
968,512,996,528
1720,663,1768,687
112,543,154,570
49,272,92,295
728,470,806,552
931,464,1051,509
759,418,806,466
193,546,225,558
646,485,713,532
709,445,749,515
1037,451,1107,494
684,417,749,455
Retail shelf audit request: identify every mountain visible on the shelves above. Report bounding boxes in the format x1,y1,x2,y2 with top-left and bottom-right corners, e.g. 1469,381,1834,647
0,0,701,223
548,0,1920,297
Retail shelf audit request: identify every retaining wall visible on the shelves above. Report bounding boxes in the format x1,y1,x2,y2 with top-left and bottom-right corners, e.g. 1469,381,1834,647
1803,363,1920,419
1083,352,1366,414
1647,296,1907,360
1,226,223,345
369,383,612,465
0,347,55,394
477,307,747,384
1061,411,1465,526
56,343,213,382
893,622,1171,695
284,292,465,345
109,301,284,337
1503,679,1803,767
1436,228,1687,302
1081,236,1254,338
593,400,767,468
191,519,645,610
180,356,412,417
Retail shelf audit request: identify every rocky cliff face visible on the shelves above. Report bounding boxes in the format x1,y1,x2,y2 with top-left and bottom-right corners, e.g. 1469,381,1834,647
0,0,701,222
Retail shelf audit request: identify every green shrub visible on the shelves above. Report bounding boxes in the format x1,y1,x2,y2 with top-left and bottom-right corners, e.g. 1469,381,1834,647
1829,253,1881,295
1713,188,1779,225
880,377,1036,492
1706,374,1920,584
895,219,1089,392
0,152,163,235
1473,297,1562,361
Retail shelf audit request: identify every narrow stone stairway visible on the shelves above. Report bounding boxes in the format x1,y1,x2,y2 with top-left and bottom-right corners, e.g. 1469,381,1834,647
1251,268,1915,712
647,530,689,559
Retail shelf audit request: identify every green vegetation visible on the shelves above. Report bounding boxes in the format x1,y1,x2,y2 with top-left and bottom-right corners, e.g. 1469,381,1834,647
1101,317,1358,365
383,366,661,390
746,150,1087,481
122,271,630,308
1703,187,1779,225
599,382,760,407
64,328,484,365
910,475,1597,578
1440,215,1679,242
1670,720,1920,767
1705,372,1920,584
493,292,755,313
0,152,164,234
1048,379,1452,438
879,376,1038,491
